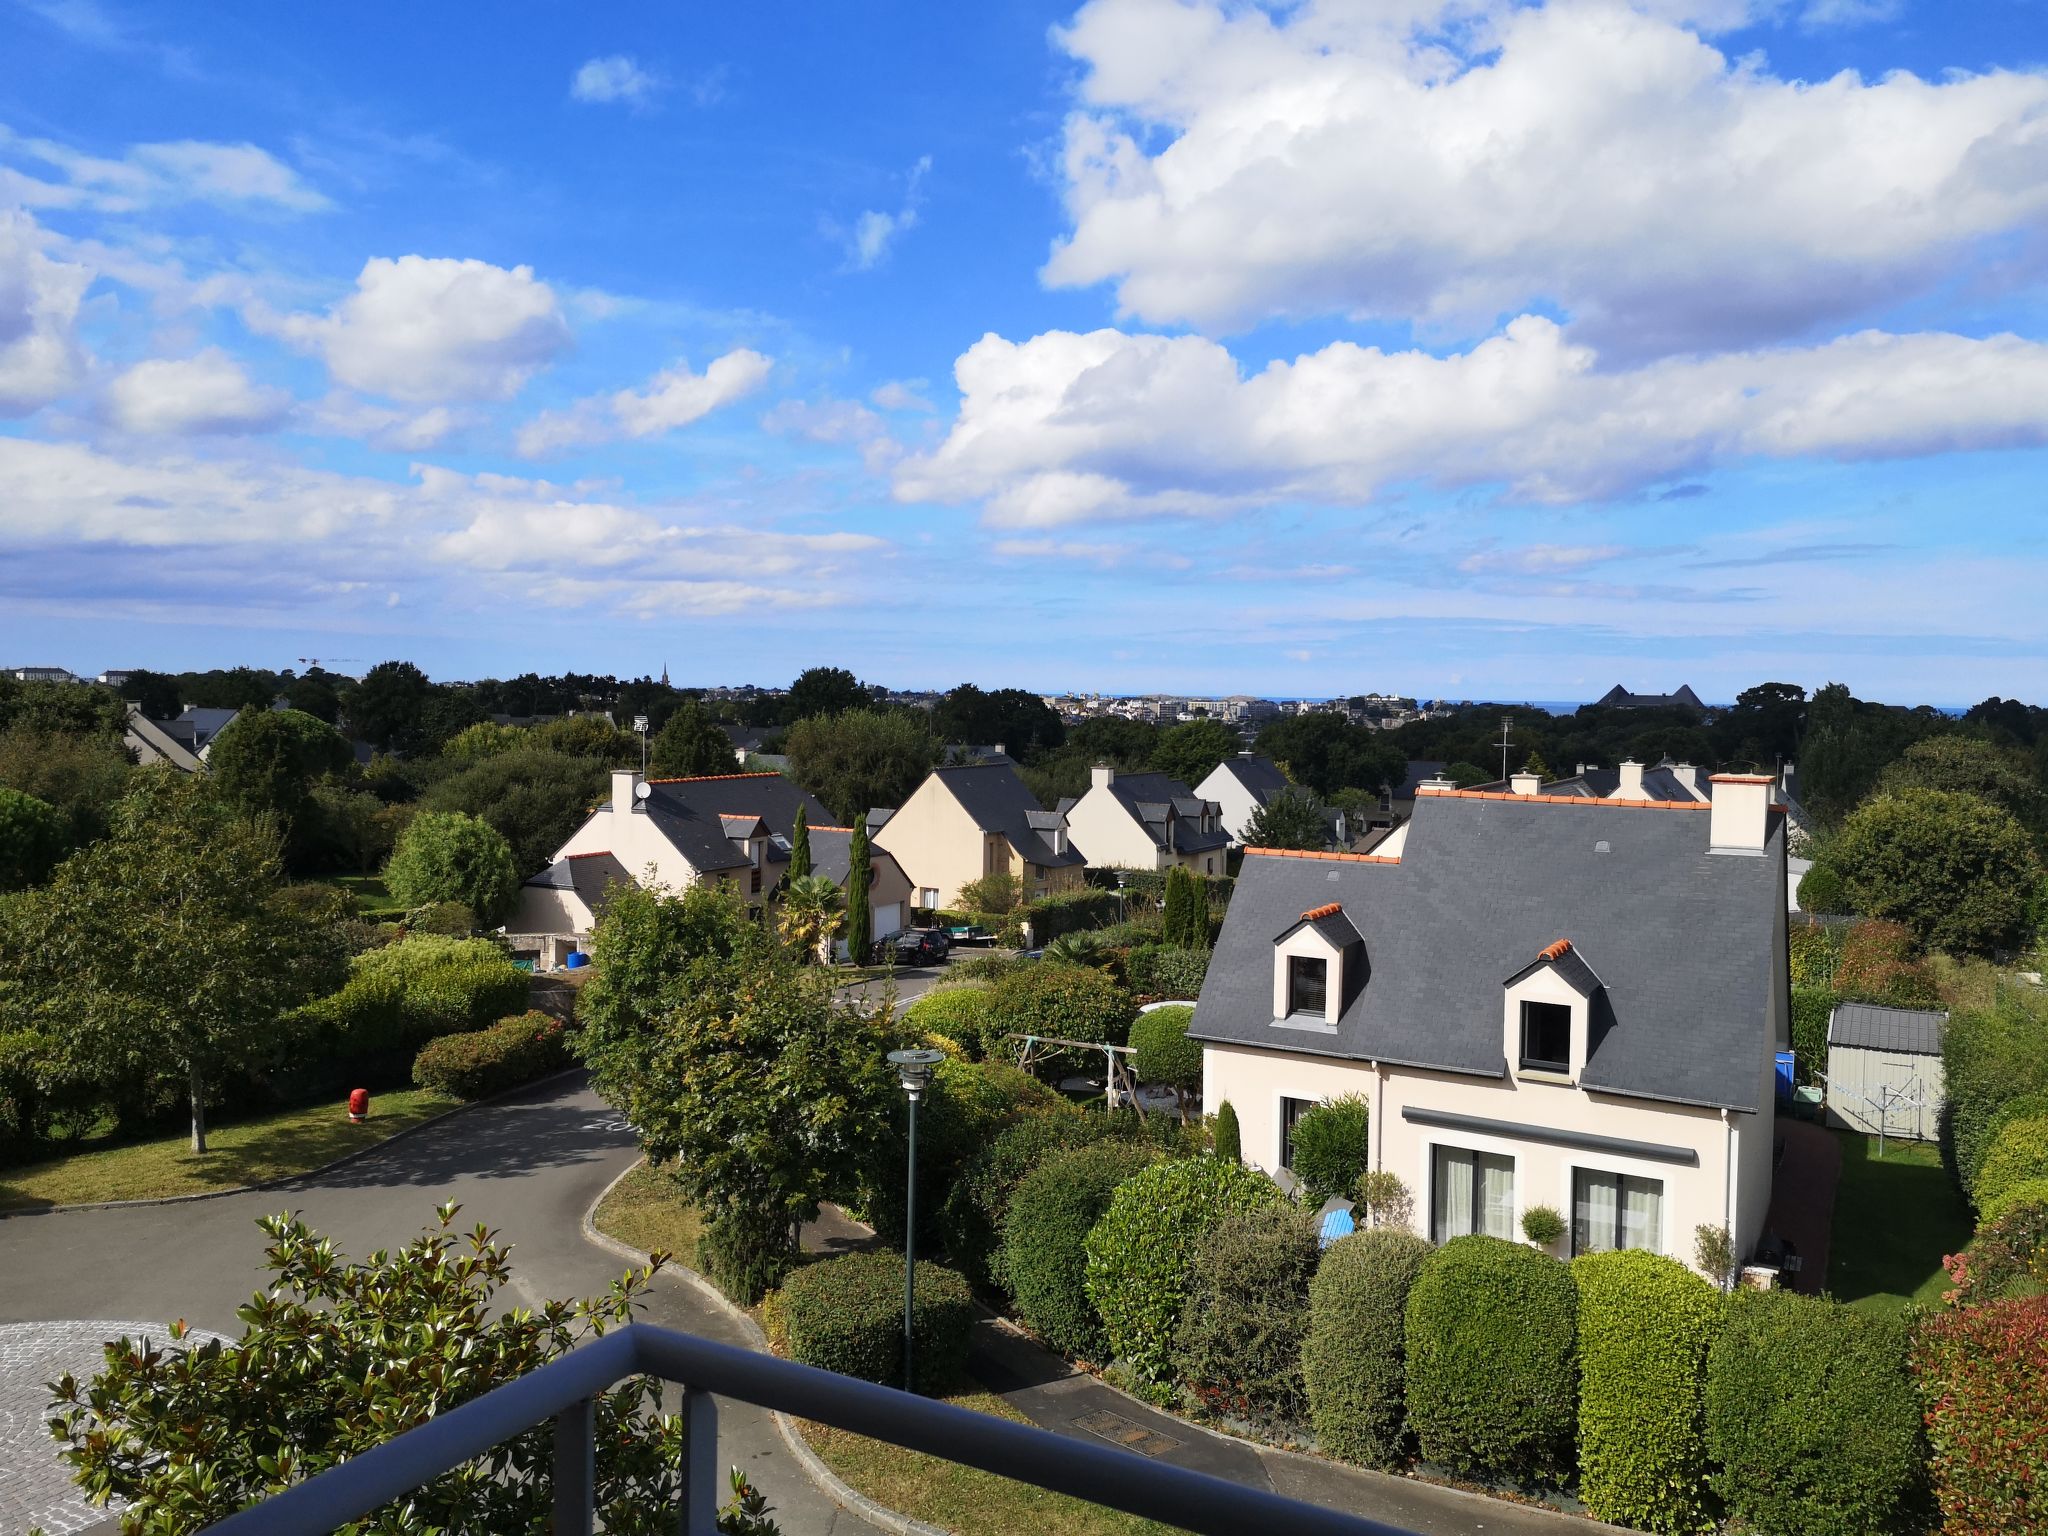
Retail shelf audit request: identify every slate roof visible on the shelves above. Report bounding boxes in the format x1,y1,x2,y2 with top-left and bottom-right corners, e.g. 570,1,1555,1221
1212,755,1292,805
1189,791,1785,1112
1101,771,1232,854
524,850,631,911
1533,762,1708,803
1829,1002,1947,1056
808,826,909,892
1593,684,1707,711
933,762,1085,869
628,772,833,876
1394,761,1449,799
175,706,241,748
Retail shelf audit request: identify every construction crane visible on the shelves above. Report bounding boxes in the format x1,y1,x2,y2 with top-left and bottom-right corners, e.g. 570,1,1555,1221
296,656,365,671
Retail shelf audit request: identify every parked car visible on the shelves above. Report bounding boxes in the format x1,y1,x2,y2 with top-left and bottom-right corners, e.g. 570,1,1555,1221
889,928,952,967
944,923,998,947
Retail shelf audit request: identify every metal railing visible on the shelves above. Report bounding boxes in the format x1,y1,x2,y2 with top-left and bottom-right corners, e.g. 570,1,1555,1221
200,1322,1422,1536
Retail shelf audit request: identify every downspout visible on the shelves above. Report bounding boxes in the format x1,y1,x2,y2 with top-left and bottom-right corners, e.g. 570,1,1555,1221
1372,1061,1384,1172
1721,1106,1737,1289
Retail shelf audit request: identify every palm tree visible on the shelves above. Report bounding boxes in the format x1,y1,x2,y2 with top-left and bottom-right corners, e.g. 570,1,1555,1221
777,873,845,964
1043,930,1106,967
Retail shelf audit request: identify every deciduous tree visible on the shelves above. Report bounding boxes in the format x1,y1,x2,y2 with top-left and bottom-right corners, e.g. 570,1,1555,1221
1244,786,1331,850
783,707,938,824
650,698,733,777
0,786,64,889
1150,719,1241,788
384,809,521,924
421,749,606,875
206,707,352,859
1832,789,2038,955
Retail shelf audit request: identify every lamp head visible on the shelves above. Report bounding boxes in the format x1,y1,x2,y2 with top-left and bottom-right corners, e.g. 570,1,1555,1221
887,1047,945,1098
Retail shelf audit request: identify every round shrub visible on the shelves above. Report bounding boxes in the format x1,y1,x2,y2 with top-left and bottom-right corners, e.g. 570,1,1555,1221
1976,1116,2048,1214
1403,1235,1577,1483
1796,859,1846,915
1083,1156,1284,1384
1289,1096,1372,1207
1173,1205,1321,1429
1304,1228,1431,1468
407,900,478,936
903,984,996,1060
385,810,519,925
1003,1141,1160,1361
412,1010,568,1099
778,1251,974,1394
1130,1004,1201,1120
0,786,64,890
1520,1205,1566,1248
1980,1174,2048,1229
941,1113,1126,1289
1912,1293,2048,1534
1704,1289,1920,1536
987,962,1135,1050
1572,1250,1720,1533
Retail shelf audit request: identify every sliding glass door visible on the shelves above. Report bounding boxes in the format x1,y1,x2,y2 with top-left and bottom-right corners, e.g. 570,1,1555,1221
1431,1145,1515,1242
1572,1168,1664,1255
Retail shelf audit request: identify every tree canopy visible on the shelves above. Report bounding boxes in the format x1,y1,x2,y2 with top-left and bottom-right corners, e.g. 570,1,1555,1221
787,665,873,722
1831,788,2039,955
933,684,1065,760
384,809,521,923
1256,713,1405,799
783,707,938,823
1244,786,1331,850
420,749,607,875
649,698,733,777
206,707,353,858
0,786,64,889
1150,719,1242,788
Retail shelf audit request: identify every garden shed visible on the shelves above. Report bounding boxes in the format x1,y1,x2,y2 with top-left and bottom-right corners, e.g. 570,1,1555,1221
1824,1002,1947,1142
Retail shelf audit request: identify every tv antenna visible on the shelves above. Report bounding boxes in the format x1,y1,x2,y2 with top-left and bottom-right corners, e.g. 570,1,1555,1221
1496,714,1514,781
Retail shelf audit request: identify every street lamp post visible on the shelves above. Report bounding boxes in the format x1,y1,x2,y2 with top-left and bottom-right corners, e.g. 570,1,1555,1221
886,1048,944,1391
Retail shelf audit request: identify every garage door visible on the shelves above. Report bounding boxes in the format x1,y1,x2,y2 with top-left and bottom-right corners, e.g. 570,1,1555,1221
872,902,903,939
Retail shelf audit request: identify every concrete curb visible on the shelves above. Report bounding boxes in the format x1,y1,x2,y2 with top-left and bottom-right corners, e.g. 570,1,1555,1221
0,1068,586,1220
578,1160,949,1536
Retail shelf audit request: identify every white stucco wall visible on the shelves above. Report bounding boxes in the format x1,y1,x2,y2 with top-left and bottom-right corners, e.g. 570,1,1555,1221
1065,781,1168,871
1196,763,1264,845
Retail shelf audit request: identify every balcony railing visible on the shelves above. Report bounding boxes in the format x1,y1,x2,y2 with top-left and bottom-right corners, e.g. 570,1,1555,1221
199,1322,1423,1536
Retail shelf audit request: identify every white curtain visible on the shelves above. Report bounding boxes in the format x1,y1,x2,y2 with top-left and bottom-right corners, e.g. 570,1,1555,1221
1622,1177,1662,1253
1576,1172,1618,1254
1434,1146,1475,1242
1479,1154,1515,1239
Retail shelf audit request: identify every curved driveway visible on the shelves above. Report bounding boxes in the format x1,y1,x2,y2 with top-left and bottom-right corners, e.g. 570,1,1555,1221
0,1072,878,1535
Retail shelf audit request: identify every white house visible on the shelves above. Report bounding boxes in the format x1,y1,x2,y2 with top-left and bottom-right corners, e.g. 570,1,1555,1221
1191,775,1790,1279
873,761,1086,910
1195,754,1293,846
1061,765,1230,876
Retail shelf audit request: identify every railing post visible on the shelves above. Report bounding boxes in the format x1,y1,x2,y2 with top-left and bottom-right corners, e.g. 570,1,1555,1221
678,1386,719,1535
552,1395,595,1536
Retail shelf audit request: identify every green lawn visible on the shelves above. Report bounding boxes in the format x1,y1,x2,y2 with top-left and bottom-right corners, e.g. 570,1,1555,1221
1826,1129,1975,1314
0,1088,456,1212
591,1159,703,1261
330,872,395,913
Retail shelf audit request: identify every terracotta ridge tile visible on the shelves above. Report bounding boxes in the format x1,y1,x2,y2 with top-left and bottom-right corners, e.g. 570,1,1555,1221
1243,846,1401,864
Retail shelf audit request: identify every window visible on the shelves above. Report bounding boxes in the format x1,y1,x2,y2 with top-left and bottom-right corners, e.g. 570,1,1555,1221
1432,1146,1516,1242
750,868,762,894
1287,955,1328,1016
1206,857,1216,874
1572,1169,1664,1255
1520,1000,1572,1073
1279,1096,1315,1170
919,888,939,908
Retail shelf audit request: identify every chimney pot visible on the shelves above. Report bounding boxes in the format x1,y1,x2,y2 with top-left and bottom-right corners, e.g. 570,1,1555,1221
1616,759,1645,799
1091,763,1115,791
611,768,640,816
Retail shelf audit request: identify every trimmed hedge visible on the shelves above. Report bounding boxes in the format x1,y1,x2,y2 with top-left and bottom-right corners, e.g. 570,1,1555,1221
1003,1140,1161,1361
1172,1205,1321,1429
1024,887,1123,942
986,962,1135,1049
1572,1250,1720,1533
1212,1101,1241,1163
1946,998,2048,1193
902,984,996,1060
778,1251,974,1394
1123,944,1210,1000
1130,1005,1200,1118
1704,1289,1921,1536
940,1113,1125,1289
1790,988,1833,1086
295,935,531,1061
1912,1294,2048,1534
1083,1157,1284,1385
1404,1235,1577,1483
1980,1174,2048,1228
1303,1229,1431,1468
1977,1115,2048,1213
1288,1096,1371,1207
412,1010,568,1099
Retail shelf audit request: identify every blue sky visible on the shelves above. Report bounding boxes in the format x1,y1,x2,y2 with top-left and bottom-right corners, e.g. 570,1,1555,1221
1,0,2045,704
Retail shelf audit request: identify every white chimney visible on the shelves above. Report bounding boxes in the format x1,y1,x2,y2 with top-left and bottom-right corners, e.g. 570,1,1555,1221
1709,774,1773,853
1672,762,1699,795
1091,763,1115,791
1616,759,1645,799
1418,775,1456,793
1510,771,1541,796
611,768,640,816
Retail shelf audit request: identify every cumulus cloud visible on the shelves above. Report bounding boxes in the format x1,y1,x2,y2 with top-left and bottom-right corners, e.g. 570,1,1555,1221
517,347,772,456
570,55,664,107
103,349,290,435
253,255,571,402
303,394,469,451
894,318,2048,524
0,124,328,212
1044,0,2048,353
827,156,932,271
0,209,91,415
870,378,934,412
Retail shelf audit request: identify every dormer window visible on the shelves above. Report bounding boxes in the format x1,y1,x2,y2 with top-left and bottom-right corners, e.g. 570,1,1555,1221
1520,1002,1571,1073
1288,955,1328,1015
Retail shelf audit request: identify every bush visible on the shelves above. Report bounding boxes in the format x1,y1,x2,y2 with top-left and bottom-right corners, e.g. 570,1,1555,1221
0,786,64,890
950,951,1025,985
1787,919,1841,988
296,935,532,1063
778,1251,974,1394
1354,1169,1413,1231
1946,996,2048,1193
1083,1156,1284,1384
1404,1236,1577,1483
1304,1229,1431,1468
1944,1199,2048,1308
1025,887,1122,942
986,962,1134,1050
1130,1004,1201,1121
1980,1174,2048,1229
1832,788,2039,956
1123,944,1210,999
1790,987,1833,1086
1002,1141,1161,1360
1704,1289,1921,1536
1520,1205,1566,1248
407,900,478,936
1977,1117,2048,1214
1289,1096,1371,1207
941,1112,1130,1288
412,1010,568,1099
1797,860,1847,914
1834,918,1937,1004
1173,1205,1321,1429
1912,1294,2048,1533
1572,1250,1720,1533
384,810,519,924
903,984,996,1060
1212,1100,1241,1162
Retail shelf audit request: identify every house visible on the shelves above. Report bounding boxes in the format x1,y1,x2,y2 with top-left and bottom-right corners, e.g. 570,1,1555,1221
807,826,915,959
1825,1003,1947,1142
507,769,903,966
123,705,204,773
162,705,242,761
1592,683,1708,712
874,761,1086,910
1197,754,1293,846
8,666,78,683
1190,774,1789,1278
1531,758,1711,803
1062,765,1230,876
719,724,770,766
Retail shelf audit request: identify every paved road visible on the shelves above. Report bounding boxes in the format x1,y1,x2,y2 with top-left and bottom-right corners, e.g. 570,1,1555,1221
0,1073,877,1536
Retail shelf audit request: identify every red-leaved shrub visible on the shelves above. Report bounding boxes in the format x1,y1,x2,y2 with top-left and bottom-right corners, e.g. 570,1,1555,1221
1912,1294,2048,1533
1834,920,1937,1004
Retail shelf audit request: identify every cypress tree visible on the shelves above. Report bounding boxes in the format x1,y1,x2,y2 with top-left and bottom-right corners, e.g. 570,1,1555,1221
1162,866,1189,945
1183,871,1208,948
789,806,812,879
844,819,872,963
1214,1100,1241,1163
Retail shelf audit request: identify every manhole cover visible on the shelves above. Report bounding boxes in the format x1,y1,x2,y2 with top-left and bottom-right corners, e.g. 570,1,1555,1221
1071,1408,1181,1457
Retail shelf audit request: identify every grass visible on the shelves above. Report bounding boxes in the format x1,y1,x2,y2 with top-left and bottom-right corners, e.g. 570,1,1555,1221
1827,1128,1975,1314
329,871,395,914
591,1159,703,1262
0,1088,457,1212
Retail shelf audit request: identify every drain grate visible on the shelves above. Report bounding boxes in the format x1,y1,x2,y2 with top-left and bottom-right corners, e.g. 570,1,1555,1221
1071,1408,1182,1457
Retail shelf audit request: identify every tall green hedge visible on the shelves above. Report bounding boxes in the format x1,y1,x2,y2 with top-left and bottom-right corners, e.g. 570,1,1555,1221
1002,1140,1160,1361
295,935,531,1062
1123,944,1210,999
1945,996,2048,1192
1912,1293,2048,1534
940,1113,1125,1289
1977,1117,2048,1214
778,1251,974,1394
1303,1229,1431,1468
902,983,996,1059
1083,1156,1283,1385
1790,988,1833,1086
1172,1205,1321,1429
986,962,1134,1049
1404,1235,1577,1483
1024,887,1122,942
1704,1290,1921,1536
1572,1250,1720,1532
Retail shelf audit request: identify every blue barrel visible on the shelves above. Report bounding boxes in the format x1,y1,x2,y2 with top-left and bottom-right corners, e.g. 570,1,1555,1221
1774,1050,1796,1101
1318,1208,1356,1249
565,951,590,970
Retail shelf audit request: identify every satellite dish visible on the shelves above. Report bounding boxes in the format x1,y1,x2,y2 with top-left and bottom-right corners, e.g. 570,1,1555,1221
634,781,653,801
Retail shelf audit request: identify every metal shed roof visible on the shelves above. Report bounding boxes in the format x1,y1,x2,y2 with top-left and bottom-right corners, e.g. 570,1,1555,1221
1828,1001,1947,1056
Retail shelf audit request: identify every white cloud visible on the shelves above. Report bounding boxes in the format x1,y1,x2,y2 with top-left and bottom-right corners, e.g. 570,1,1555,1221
0,210,91,415
829,156,932,271
304,394,469,451
762,396,884,445
991,537,1142,566
1044,0,2048,353
870,378,934,412
103,349,290,435
895,318,2048,524
254,255,571,402
517,347,772,456
570,55,663,107
0,124,328,212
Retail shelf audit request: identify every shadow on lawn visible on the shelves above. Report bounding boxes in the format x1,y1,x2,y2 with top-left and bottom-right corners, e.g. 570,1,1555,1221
1826,1128,1974,1311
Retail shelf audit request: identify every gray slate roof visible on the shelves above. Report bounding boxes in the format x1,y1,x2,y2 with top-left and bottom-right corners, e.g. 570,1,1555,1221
1213,755,1291,804
1593,684,1707,711
524,851,631,909
1103,771,1231,854
1189,792,1786,1112
934,762,1085,869
633,773,833,876
1829,1002,1946,1056
808,827,908,892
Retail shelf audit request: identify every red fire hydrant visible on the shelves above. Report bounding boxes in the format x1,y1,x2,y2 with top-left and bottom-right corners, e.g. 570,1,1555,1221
348,1088,370,1124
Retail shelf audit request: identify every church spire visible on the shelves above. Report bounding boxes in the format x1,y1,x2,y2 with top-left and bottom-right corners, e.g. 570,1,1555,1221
660,659,670,687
